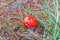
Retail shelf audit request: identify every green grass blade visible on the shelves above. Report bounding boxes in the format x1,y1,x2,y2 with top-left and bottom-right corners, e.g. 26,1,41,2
44,0,55,29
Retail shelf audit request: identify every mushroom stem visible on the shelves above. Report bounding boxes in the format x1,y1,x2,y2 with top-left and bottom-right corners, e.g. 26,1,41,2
28,28,40,38
28,28,35,34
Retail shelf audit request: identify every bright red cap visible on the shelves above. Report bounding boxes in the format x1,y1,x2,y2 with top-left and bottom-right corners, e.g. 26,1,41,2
23,15,38,28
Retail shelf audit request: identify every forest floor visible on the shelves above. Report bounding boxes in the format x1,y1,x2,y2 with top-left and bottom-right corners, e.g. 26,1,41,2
0,0,60,40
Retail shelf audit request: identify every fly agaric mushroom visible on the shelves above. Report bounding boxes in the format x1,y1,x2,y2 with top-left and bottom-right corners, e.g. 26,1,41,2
23,15,38,33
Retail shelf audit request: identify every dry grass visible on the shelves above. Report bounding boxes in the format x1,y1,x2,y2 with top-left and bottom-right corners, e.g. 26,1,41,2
0,0,60,40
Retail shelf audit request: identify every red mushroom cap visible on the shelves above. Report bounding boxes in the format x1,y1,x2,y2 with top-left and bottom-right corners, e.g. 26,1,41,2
23,15,38,28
